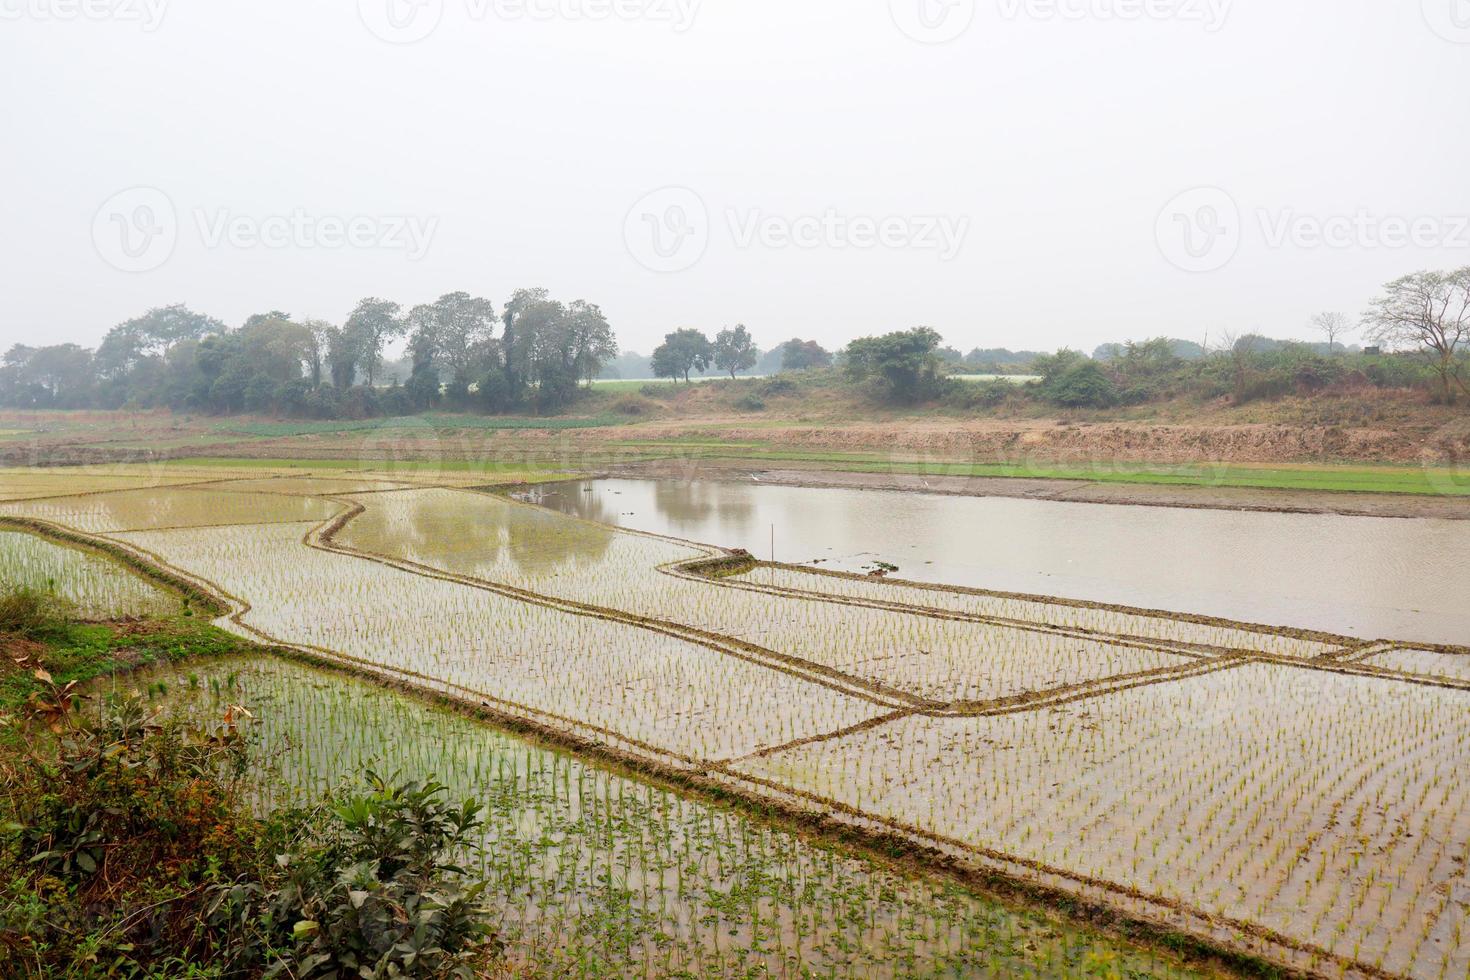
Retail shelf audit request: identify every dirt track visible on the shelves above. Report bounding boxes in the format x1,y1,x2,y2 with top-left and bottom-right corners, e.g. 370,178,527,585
610,458,1470,521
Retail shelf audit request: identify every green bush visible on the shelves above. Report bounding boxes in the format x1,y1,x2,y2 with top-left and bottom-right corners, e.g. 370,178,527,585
1047,361,1119,408
733,394,766,412
0,678,499,978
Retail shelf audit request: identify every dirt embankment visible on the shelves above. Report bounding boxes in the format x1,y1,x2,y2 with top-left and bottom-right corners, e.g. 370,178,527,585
590,416,1470,466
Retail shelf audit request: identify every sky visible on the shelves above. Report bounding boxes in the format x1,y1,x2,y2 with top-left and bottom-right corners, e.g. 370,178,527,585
2,0,1469,358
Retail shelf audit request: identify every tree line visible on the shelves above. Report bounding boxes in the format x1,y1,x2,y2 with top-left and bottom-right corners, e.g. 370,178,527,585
5,267,1464,417
0,289,616,418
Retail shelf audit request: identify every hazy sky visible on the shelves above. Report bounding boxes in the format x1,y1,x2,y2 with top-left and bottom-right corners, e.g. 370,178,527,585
3,0,1468,357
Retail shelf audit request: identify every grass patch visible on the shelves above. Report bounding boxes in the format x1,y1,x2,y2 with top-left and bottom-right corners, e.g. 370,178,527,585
215,414,627,438
0,616,254,720
623,444,1470,496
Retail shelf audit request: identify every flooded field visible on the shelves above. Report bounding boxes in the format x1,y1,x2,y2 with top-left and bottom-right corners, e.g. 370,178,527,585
101,657,1207,979
530,478,1470,644
5,464,1470,977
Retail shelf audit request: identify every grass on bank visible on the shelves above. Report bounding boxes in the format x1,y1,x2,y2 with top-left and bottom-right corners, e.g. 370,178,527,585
607,442,1470,496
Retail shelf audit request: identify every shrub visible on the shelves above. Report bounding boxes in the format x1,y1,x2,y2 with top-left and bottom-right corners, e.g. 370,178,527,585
1046,361,1119,408
733,394,766,412
0,676,499,978
760,376,798,397
611,395,658,416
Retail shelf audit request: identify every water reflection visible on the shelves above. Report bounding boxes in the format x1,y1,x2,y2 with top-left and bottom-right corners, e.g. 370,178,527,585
532,478,1470,645
389,489,613,578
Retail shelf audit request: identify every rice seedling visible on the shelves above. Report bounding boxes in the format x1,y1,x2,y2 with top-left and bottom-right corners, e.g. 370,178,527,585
0,529,181,619
1362,648,1470,684
112,521,888,761
1,485,341,534
106,655,1211,979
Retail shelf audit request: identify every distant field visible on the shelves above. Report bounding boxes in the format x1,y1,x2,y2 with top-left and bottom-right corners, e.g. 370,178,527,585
214,414,625,438
605,442,1470,496
802,457,1470,495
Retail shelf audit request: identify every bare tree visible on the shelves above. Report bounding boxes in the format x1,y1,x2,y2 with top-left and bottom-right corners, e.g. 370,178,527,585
1362,269,1470,404
1311,312,1353,354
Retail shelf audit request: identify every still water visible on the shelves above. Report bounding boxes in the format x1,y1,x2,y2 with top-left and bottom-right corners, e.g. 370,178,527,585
526,478,1470,646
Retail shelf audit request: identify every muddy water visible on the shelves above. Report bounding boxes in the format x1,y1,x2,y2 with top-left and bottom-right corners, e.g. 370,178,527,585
526,478,1470,645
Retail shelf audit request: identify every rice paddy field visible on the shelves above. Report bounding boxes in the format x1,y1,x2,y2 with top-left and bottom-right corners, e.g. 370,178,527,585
4,461,1470,978
97,656,1208,979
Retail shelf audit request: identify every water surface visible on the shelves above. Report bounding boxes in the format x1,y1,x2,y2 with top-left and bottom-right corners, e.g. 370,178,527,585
527,478,1470,645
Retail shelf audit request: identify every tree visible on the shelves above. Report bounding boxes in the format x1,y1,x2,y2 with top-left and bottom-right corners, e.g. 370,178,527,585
0,344,94,406
1363,269,1470,404
343,298,406,387
501,287,551,400
566,300,617,387
301,319,335,388
1312,312,1353,354
407,292,498,390
778,338,832,371
713,324,759,379
843,327,945,404
651,328,713,383
326,323,362,389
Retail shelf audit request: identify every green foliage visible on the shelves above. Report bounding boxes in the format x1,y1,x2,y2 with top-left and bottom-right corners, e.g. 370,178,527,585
712,325,759,379
1046,361,1120,408
651,328,714,383
776,339,833,372
209,772,497,979
843,327,946,404
0,679,498,978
